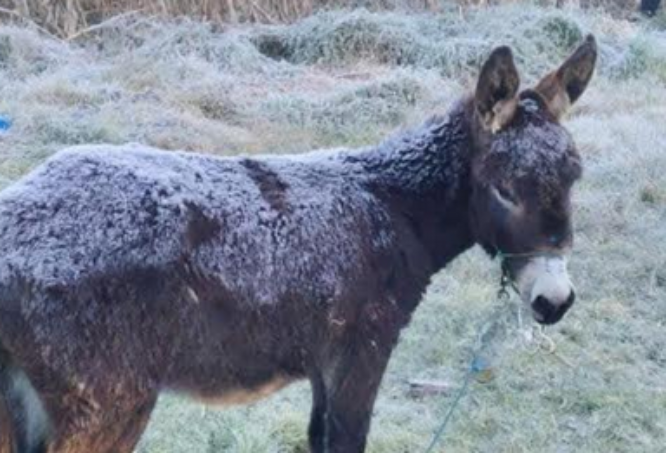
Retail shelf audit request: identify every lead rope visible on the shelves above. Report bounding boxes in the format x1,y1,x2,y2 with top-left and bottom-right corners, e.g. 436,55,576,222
423,270,514,453
498,250,560,357
424,251,568,452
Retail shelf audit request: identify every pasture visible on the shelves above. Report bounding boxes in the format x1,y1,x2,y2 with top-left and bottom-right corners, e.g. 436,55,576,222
0,2,665,452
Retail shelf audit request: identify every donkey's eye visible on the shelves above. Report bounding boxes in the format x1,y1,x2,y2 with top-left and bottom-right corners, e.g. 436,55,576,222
492,185,518,207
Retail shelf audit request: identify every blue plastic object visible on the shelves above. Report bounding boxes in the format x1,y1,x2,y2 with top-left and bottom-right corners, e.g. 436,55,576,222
0,116,12,132
471,356,490,373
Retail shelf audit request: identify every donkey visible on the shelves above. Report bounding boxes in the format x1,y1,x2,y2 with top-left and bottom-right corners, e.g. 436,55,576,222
0,36,596,453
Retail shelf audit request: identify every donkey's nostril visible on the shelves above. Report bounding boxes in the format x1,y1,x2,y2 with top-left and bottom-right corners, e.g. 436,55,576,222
532,295,555,319
531,293,573,325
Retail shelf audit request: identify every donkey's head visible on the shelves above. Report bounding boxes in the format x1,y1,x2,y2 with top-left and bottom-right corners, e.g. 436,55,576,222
469,36,597,325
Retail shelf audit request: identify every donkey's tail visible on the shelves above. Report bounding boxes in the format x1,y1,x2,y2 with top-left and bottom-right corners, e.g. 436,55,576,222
0,344,50,453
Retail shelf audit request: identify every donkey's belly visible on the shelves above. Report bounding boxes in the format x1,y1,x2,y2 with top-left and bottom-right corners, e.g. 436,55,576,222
161,291,309,405
189,374,295,407
166,348,304,408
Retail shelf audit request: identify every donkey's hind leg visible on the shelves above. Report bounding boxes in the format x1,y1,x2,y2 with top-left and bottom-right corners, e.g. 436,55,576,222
106,398,157,453
0,346,50,453
46,395,157,453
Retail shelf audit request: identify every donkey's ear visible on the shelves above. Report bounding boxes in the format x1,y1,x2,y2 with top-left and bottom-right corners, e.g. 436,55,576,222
535,34,597,119
475,46,520,133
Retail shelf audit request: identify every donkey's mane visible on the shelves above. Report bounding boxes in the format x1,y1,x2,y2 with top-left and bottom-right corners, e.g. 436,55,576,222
345,98,471,199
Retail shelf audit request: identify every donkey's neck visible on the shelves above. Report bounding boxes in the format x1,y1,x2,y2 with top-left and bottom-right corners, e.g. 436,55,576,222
352,98,476,270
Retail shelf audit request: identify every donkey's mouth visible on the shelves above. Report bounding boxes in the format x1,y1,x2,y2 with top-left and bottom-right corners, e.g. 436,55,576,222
532,310,547,324
531,309,563,325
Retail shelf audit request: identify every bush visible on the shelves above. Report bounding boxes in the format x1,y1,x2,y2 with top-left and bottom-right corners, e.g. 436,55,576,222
0,27,75,77
251,7,606,78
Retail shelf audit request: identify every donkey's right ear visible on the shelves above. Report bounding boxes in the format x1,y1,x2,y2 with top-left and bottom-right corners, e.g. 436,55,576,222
534,34,597,119
475,46,520,133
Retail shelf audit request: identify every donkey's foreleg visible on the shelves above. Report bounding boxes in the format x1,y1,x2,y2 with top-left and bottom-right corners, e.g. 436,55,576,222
309,329,396,453
307,375,327,453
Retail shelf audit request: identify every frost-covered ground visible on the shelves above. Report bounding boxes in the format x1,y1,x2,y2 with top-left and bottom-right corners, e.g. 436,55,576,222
0,3,665,452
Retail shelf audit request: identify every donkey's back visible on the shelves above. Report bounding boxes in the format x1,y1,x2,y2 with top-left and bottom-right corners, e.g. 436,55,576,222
0,145,382,289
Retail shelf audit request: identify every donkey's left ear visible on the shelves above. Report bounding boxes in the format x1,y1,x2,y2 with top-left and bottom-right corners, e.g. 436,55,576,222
475,46,521,133
535,34,597,119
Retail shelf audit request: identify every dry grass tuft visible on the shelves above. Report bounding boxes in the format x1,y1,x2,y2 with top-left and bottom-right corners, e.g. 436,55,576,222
1,0,439,37
0,0,650,38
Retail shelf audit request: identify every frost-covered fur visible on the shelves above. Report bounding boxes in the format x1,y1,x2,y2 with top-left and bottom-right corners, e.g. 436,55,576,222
0,39,595,453
0,108,471,308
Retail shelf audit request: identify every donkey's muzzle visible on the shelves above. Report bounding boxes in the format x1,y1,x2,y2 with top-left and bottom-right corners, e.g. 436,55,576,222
515,254,575,325
531,291,575,325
